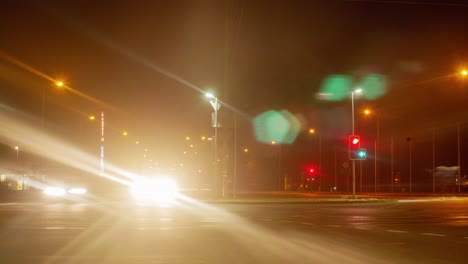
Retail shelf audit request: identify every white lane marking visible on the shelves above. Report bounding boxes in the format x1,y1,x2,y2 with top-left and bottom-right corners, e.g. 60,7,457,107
327,225,342,228
387,230,408,233
301,222,314,226
44,227,86,230
354,226,372,230
422,233,446,237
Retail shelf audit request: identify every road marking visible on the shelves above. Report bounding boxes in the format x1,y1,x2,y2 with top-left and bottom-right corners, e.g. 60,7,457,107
43,227,86,230
354,226,372,230
387,230,408,233
301,222,314,226
422,233,446,237
327,225,342,228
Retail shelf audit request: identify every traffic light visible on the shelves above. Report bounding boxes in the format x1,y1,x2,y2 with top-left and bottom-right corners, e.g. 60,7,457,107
357,148,367,159
349,135,366,160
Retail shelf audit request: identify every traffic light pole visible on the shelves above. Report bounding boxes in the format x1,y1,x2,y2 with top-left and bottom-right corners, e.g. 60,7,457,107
351,92,356,199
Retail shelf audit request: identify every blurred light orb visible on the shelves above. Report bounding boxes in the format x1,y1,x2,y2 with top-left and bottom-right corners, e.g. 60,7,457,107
318,75,353,101
358,74,387,100
253,110,301,144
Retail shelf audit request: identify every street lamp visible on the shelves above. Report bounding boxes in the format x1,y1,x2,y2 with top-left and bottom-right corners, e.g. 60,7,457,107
42,81,65,125
14,146,19,160
308,128,322,191
363,108,380,193
205,92,221,196
351,88,362,199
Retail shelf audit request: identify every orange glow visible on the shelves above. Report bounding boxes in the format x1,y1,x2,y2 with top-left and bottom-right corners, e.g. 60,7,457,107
461,70,468,76
122,131,128,136
244,148,249,153
364,109,371,115
271,141,276,145
89,115,95,120
0,49,117,111
308,128,315,134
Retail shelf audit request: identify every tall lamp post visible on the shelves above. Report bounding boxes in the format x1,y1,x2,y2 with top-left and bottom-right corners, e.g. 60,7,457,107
42,81,64,125
205,93,221,197
363,108,380,192
351,88,363,199
14,146,19,160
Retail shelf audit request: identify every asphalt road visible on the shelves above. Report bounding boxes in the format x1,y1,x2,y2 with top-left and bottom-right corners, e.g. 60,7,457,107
0,197,467,264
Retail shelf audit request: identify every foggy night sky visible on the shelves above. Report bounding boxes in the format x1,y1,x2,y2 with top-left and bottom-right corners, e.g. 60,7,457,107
1,0,468,159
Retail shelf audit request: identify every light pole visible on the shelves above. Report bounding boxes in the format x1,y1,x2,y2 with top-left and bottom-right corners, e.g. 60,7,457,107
206,93,221,197
363,108,380,192
42,81,64,125
351,88,362,199
309,128,322,191
14,146,19,160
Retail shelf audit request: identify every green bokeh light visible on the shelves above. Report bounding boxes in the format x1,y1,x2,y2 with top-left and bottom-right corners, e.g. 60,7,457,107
253,110,302,144
318,75,353,101
358,74,387,100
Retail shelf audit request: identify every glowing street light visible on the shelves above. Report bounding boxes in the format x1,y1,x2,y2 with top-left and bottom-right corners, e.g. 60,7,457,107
461,69,467,76
14,146,19,160
309,128,315,134
205,92,221,196
122,131,128,136
363,107,380,193
351,88,363,199
243,148,249,153
88,115,96,121
185,136,190,141
42,80,66,125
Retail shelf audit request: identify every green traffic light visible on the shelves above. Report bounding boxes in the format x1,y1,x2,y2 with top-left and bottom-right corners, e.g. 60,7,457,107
358,150,366,158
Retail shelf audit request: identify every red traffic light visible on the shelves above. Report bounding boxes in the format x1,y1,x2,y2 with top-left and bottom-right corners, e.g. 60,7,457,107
350,135,360,145
309,168,314,173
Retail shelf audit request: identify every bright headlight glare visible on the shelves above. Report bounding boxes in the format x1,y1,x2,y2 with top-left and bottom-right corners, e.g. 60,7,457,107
131,178,178,204
68,188,88,194
44,187,66,196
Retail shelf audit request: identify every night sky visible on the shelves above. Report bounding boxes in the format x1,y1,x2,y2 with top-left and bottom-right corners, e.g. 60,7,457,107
1,0,468,183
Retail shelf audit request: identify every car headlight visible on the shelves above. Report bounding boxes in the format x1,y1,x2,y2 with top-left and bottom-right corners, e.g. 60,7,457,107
44,187,66,196
68,188,88,194
131,178,178,205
